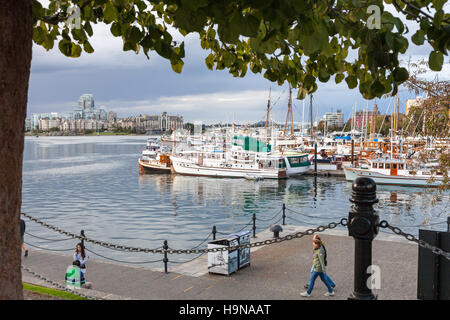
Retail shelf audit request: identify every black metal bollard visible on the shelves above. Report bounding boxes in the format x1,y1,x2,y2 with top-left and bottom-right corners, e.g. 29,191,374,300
348,177,379,300
80,230,85,247
212,226,217,240
163,240,169,274
282,203,286,226
252,213,256,238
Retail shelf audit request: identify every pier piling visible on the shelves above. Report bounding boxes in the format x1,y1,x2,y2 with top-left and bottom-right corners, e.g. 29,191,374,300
80,230,85,247
252,214,256,238
163,240,169,274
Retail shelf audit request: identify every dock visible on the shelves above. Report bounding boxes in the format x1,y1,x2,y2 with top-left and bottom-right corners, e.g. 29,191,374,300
22,225,418,300
303,170,345,177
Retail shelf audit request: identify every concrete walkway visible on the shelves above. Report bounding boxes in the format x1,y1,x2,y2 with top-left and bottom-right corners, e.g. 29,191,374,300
22,225,418,300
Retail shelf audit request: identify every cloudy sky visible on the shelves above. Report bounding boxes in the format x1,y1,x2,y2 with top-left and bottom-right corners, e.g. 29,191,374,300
28,3,449,124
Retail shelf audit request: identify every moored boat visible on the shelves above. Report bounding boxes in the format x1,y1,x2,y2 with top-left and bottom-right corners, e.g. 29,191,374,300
170,147,287,179
344,158,446,187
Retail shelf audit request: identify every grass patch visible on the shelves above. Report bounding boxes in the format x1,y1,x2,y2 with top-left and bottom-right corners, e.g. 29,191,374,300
23,282,88,300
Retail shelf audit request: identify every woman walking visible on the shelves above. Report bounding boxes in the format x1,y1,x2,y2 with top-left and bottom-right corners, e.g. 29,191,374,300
301,236,335,297
304,234,335,290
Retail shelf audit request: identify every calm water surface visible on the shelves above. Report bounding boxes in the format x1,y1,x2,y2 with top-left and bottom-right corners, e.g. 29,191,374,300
22,136,449,267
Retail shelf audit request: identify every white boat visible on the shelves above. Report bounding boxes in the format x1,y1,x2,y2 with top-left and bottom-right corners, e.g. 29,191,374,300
170,147,287,179
138,138,171,174
272,151,311,176
344,158,446,187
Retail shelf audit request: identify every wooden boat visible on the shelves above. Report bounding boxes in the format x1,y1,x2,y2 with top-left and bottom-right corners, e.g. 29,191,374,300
344,158,446,187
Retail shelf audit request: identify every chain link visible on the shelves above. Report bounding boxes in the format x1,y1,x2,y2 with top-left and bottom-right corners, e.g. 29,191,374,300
22,212,347,255
378,220,450,261
22,266,101,300
164,218,348,254
22,212,165,254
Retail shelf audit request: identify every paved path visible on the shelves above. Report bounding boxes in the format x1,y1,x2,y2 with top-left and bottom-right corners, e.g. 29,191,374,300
22,225,418,300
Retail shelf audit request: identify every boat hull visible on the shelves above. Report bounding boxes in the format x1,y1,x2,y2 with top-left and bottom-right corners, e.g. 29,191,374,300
138,159,171,174
343,167,443,187
171,157,286,179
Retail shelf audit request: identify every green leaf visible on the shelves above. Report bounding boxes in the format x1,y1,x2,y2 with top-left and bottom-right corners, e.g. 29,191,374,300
370,80,385,96
171,59,184,73
83,41,94,53
110,23,121,37
393,67,409,82
411,30,425,45
58,40,72,57
429,51,443,71
71,44,82,58
345,75,358,89
335,73,345,84
103,4,118,23
205,53,215,70
84,22,93,37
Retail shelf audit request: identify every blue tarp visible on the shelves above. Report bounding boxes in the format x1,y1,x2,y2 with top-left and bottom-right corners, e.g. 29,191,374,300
334,136,352,140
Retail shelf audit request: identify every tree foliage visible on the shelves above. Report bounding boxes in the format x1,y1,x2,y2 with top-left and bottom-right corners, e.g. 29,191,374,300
32,0,449,100
404,60,450,137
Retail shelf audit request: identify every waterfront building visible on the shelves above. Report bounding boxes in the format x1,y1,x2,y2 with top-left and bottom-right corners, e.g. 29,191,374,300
321,110,344,128
351,110,380,128
405,96,425,115
74,94,107,121
39,118,61,131
129,112,184,132
107,111,117,123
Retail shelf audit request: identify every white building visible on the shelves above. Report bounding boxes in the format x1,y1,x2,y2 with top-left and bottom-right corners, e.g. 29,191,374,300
405,96,425,115
321,110,344,128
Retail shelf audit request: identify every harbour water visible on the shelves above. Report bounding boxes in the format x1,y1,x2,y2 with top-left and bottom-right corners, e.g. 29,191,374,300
22,136,449,267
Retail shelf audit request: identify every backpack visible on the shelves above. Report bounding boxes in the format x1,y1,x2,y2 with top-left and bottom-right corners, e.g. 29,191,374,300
322,245,328,266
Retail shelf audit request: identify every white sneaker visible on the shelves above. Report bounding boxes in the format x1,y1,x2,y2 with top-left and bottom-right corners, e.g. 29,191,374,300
300,292,311,297
324,291,335,296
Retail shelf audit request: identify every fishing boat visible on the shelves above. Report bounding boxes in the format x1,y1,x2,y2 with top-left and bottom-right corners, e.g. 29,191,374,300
138,138,171,174
344,158,446,187
272,151,311,176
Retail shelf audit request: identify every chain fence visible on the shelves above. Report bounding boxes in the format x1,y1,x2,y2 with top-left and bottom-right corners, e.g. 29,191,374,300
378,220,450,261
22,266,101,300
22,208,450,264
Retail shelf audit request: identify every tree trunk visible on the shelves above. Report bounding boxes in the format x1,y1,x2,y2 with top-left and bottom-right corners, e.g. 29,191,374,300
0,0,32,299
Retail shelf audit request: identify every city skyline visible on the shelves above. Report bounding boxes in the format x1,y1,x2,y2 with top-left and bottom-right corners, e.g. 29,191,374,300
28,2,449,125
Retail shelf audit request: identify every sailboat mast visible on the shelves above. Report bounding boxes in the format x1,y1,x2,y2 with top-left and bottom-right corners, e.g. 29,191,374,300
302,98,305,136
283,85,291,136
289,86,294,136
265,87,271,142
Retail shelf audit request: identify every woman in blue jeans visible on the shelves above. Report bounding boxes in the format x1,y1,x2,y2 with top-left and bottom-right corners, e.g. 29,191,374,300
301,235,335,297
304,234,335,290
